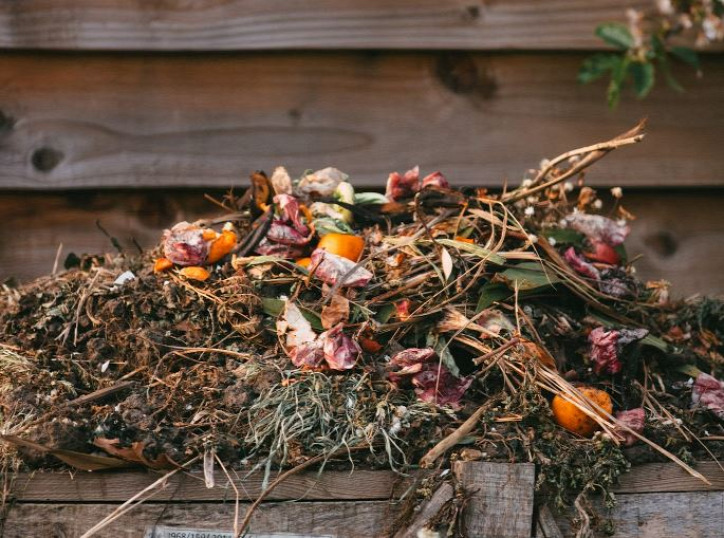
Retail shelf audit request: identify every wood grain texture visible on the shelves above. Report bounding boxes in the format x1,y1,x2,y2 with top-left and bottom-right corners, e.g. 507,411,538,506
2,190,722,298
555,491,724,538
11,468,413,502
612,461,724,494
0,1,667,52
1,501,399,538
454,461,535,538
1,52,723,190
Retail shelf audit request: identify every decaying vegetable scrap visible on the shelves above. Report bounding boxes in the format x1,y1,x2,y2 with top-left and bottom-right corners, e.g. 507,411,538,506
1,121,724,537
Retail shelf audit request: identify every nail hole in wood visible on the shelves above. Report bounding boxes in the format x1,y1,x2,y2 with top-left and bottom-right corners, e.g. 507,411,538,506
644,231,678,258
31,147,64,173
435,53,497,99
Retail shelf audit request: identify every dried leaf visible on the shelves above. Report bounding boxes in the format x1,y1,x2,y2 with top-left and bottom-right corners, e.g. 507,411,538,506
441,247,453,280
321,294,350,329
1,435,132,471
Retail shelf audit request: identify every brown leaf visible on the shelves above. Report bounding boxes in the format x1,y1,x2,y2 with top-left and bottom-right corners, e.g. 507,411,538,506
321,294,350,329
1,434,132,471
94,437,174,470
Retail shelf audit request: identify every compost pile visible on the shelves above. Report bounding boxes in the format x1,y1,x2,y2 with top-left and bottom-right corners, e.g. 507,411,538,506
2,122,723,535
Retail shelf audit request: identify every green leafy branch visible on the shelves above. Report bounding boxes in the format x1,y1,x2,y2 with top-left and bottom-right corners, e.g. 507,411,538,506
580,1,723,107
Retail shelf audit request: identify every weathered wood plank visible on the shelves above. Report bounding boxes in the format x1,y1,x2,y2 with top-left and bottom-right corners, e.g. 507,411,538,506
613,461,724,494
2,190,722,298
1,52,723,190
0,1,684,52
555,491,724,538
1,501,399,538
394,482,454,538
11,468,414,502
454,461,536,538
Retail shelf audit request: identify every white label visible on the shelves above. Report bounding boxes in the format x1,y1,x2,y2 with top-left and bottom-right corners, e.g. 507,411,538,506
144,527,333,538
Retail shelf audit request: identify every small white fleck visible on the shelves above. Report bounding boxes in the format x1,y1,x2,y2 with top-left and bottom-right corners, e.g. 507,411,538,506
524,206,535,217
593,199,603,209
548,237,557,247
521,178,533,188
527,234,538,244
526,195,537,204
100,360,110,373
610,187,623,198
564,182,575,192
113,271,136,286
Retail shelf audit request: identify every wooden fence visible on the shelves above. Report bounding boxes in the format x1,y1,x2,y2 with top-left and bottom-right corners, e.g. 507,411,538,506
0,1,722,297
5,461,724,537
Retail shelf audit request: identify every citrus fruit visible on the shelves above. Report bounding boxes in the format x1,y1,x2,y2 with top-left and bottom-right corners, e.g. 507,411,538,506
551,387,612,437
317,233,365,262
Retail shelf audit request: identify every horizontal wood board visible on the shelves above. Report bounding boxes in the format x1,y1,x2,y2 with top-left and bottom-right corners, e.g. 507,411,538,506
1,190,721,297
554,491,724,538
10,462,724,504
10,468,414,503
0,52,723,190
0,0,701,52
1,501,398,538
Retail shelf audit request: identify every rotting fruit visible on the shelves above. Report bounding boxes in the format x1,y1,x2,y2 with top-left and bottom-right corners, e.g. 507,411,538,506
551,387,612,437
317,233,365,262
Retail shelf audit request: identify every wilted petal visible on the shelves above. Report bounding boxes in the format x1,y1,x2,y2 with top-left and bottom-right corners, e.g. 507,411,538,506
589,327,621,375
321,325,359,370
615,408,645,446
385,166,421,201
412,364,473,408
421,171,449,189
692,373,724,420
387,348,471,407
270,166,293,196
589,327,647,375
267,220,312,246
310,249,372,288
584,240,620,265
564,247,601,281
321,294,350,329
277,301,316,350
297,167,348,198
274,194,310,235
291,340,325,369
163,222,208,266
254,238,306,259
564,214,630,246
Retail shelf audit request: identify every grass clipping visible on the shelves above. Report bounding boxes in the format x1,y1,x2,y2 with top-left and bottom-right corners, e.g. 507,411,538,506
2,121,724,537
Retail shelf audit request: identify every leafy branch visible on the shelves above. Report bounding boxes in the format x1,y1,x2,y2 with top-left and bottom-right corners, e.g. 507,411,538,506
580,1,723,107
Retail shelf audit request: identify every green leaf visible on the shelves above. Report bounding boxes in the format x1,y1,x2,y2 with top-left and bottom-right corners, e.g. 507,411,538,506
354,192,388,205
578,53,621,84
314,217,355,236
496,262,562,292
427,335,461,378
595,23,635,50
261,298,323,330
630,61,655,99
652,34,684,92
374,303,396,324
475,282,512,313
607,56,630,109
670,46,700,70
541,228,585,246
435,239,507,265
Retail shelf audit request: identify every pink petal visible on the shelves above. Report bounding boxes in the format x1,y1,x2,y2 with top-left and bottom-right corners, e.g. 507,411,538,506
321,325,359,371
693,373,724,420
385,166,421,201
274,194,310,235
267,220,312,246
254,238,306,258
615,408,645,446
310,249,372,288
564,247,601,281
564,214,630,246
412,364,473,408
291,340,325,369
421,171,449,189
163,222,208,266
388,348,437,370
589,327,621,375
